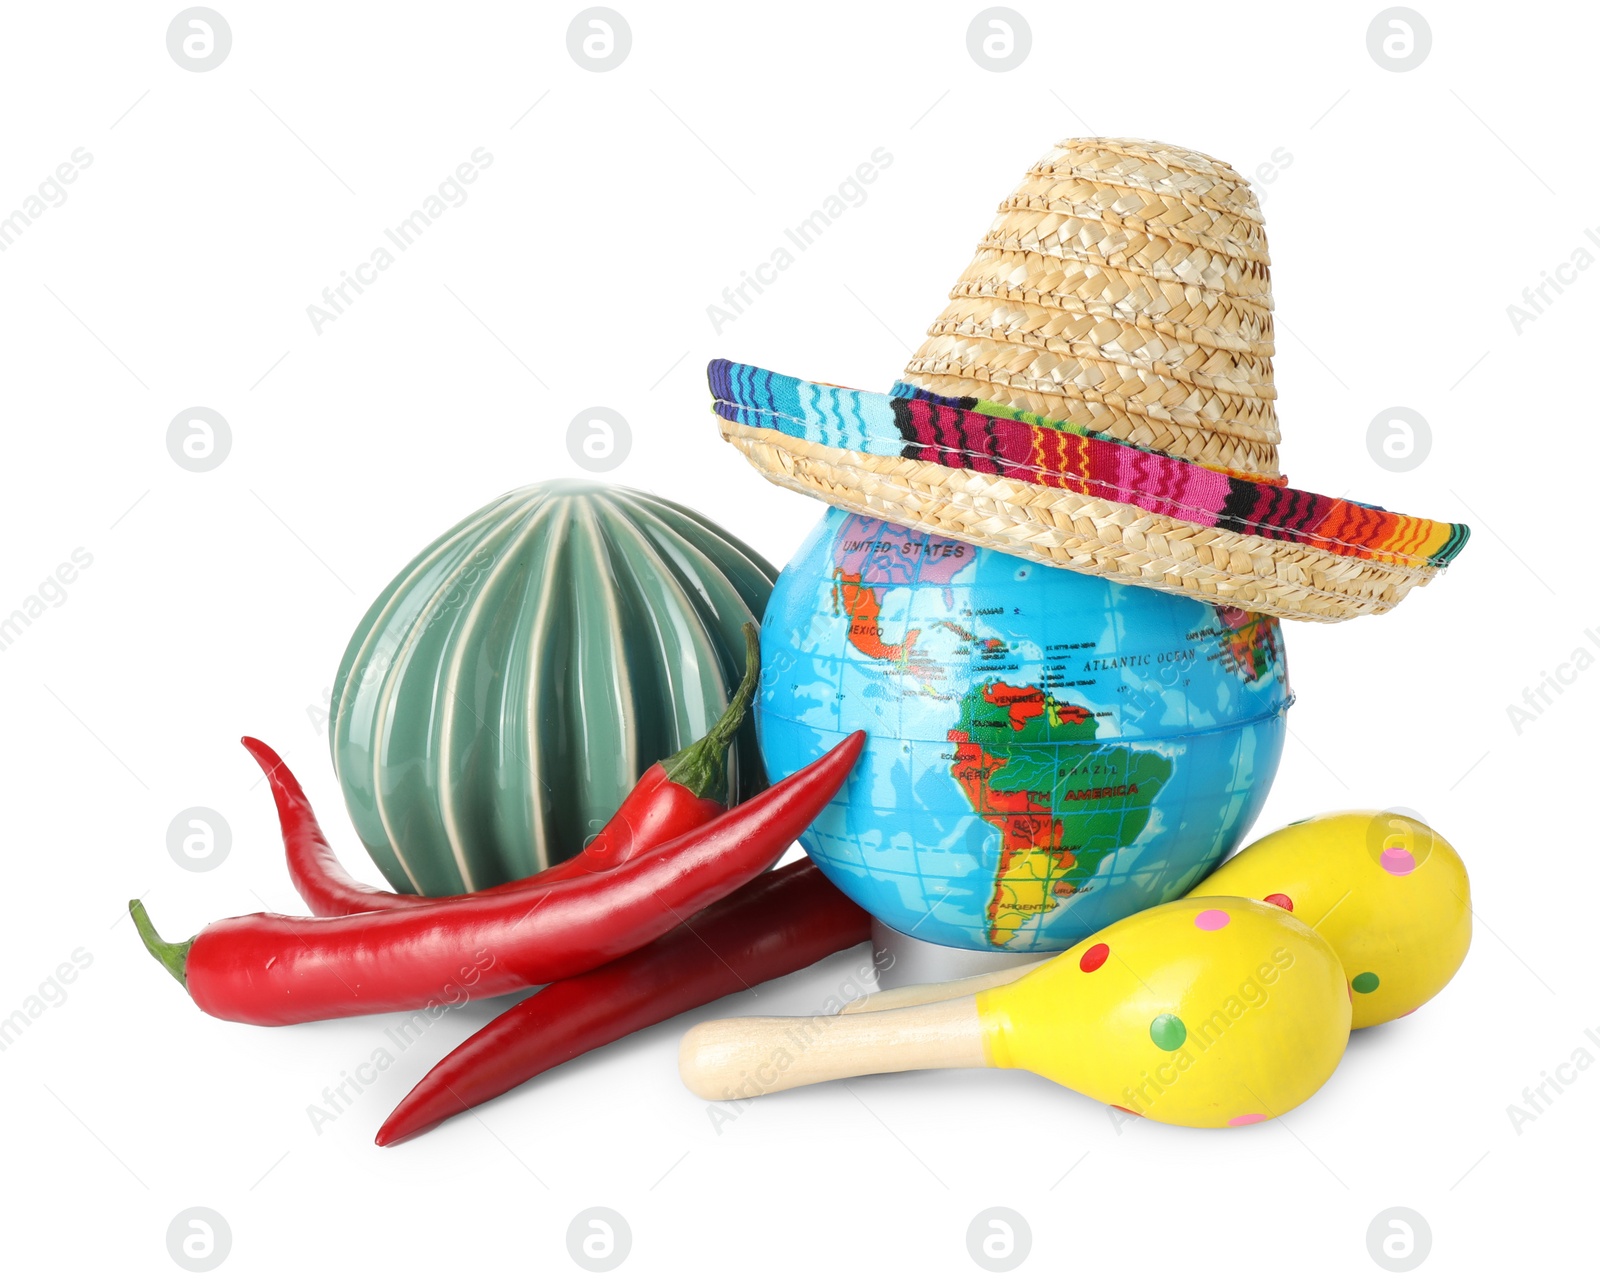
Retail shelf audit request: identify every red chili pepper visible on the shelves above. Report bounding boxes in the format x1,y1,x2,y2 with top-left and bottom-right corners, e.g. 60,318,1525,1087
130,731,864,1026
375,857,869,1145
242,626,762,914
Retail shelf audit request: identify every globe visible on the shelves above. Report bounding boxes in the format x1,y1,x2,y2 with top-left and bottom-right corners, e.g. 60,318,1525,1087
758,508,1293,953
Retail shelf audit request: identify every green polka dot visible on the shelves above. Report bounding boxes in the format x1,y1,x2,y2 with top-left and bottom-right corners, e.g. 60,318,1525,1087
1352,972,1380,994
1149,1013,1187,1051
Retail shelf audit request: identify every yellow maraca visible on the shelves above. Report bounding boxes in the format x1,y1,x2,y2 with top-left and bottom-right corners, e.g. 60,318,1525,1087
847,811,1471,1031
679,897,1350,1128
1190,810,1471,1028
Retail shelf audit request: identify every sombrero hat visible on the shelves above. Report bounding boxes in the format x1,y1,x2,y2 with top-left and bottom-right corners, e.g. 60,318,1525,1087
710,137,1468,622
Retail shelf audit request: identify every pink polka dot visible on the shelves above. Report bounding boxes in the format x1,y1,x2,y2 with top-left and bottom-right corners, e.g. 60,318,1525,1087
1380,847,1416,876
1194,908,1231,931
1228,1113,1268,1127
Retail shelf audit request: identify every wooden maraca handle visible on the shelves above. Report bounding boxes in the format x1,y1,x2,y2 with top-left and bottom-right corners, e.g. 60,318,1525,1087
678,997,986,1099
842,960,1044,1014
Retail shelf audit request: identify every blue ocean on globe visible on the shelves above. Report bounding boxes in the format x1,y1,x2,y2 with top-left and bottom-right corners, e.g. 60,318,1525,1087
757,508,1293,953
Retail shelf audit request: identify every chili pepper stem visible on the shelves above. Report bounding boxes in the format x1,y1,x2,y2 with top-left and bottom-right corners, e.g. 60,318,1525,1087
659,622,761,801
129,899,191,988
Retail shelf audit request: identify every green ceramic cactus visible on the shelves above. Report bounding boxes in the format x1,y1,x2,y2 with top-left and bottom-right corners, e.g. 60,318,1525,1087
329,480,776,895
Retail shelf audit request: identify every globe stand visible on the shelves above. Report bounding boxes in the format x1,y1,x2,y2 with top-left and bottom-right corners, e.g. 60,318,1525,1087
871,918,1060,991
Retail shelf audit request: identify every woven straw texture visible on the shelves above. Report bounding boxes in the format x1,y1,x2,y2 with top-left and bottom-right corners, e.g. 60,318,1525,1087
720,420,1438,623
715,136,1465,622
903,138,1280,481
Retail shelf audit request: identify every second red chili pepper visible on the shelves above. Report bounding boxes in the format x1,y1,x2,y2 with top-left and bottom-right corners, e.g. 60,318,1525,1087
375,857,871,1145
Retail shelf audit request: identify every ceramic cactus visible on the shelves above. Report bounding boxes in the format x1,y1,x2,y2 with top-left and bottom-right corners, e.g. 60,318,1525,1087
329,480,776,895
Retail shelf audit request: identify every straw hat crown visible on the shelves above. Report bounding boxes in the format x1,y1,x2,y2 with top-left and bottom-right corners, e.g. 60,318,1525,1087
902,138,1281,481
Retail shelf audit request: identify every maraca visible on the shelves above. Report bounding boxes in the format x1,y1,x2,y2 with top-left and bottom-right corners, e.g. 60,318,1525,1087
1190,810,1470,1028
845,811,1471,1030
680,898,1350,1127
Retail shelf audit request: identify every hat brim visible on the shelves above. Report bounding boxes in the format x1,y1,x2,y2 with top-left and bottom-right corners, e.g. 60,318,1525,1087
710,360,1468,624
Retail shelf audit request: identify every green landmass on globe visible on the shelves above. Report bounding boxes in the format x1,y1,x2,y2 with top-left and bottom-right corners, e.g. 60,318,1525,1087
948,682,1175,945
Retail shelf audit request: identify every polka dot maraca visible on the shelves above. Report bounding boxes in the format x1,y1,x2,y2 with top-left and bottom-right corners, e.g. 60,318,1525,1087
843,810,1472,1033
679,897,1351,1128
1190,810,1470,1028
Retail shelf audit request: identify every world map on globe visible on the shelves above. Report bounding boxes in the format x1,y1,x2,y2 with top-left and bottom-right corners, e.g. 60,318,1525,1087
757,508,1293,952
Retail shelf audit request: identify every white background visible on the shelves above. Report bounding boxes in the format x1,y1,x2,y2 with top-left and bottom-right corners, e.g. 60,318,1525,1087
2,2,1594,1275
